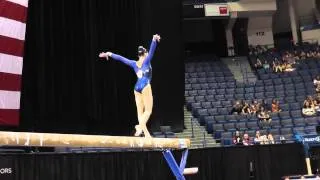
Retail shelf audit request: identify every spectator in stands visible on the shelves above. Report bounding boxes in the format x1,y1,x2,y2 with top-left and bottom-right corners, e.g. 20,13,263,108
263,60,270,70
302,96,316,116
300,51,306,60
242,133,251,146
261,99,271,112
293,50,300,60
254,58,263,69
233,131,243,145
230,100,243,115
250,100,259,114
267,132,275,144
316,84,320,94
316,51,320,58
257,107,272,127
241,102,251,115
272,58,283,73
271,99,281,112
313,75,320,87
254,130,262,145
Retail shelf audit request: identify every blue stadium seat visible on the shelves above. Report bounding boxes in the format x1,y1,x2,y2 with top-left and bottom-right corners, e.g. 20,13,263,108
255,80,264,87
215,115,226,123
235,94,244,99
216,89,226,95
198,72,206,78
265,91,275,98
305,126,317,134
221,132,233,145
227,82,236,88
236,122,247,131
279,111,291,120
280,127,292,135
271,119,282,128
208,108,218,116
282,77,293,84
215,95,225,101
225,94,235,100
211,101,222,108
208,83,218,89
224,123,236,131
275,91,285,97
213,123,224,133
293,127,305,135
225,115,237,122
247,121,258,130
197,90,207,96
245,87,254,93
201,101,212,109
221,100,232,107
201,83,210,90
235,88,244,94
219,83,227,89
195,96,205,102
264,79,273,86
185,84,192,90
280,104,289,111
285,84,294,90
281,119,294,127
192,83,202,90
293,76,303,83
273,78,283,85
226,88,235,94
285,96,296,103
305,117,318,126
255,92,265,99
245,93,255,100
255,86,264,93
269,128,280,135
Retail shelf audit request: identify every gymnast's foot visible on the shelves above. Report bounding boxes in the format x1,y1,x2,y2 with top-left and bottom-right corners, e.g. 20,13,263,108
134,125,143,137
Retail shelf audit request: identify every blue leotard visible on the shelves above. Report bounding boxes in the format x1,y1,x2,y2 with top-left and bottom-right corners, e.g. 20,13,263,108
110,40,157,93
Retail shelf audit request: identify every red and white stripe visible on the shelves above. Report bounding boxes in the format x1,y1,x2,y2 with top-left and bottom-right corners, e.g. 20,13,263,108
0,0,28,126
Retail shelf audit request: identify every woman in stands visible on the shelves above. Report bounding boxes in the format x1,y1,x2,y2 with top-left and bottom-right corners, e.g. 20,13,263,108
241,102,251,115
99,34,161,137
233,131,243,145
242,133,251,146
271,99,281,113
257,106,271,127
302,96,316,116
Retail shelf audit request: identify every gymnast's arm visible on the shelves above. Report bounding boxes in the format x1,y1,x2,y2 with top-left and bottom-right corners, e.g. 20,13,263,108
144,34,160,65
99,52,135,67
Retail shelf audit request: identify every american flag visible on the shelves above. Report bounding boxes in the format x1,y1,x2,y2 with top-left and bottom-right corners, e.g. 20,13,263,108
0,0,29,126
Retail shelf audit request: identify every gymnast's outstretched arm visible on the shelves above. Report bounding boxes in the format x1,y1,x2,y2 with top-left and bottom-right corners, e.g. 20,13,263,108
144,34,160,65
99,52,135,68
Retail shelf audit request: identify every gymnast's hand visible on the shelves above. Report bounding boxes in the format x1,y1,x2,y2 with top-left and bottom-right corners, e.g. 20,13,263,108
99,52,112,60
153,34,161,42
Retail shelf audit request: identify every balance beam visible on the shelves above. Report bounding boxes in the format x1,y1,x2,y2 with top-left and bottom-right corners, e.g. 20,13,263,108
0,131,190,149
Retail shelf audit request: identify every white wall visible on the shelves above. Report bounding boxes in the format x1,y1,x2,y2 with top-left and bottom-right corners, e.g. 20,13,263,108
247,16,274,46
293,0,316,17
301,29,320,43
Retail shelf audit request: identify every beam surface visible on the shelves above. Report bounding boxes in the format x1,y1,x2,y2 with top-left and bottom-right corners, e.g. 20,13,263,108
0,131,190,149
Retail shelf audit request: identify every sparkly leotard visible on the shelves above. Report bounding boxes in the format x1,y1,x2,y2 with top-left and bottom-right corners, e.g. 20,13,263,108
110,40,157,93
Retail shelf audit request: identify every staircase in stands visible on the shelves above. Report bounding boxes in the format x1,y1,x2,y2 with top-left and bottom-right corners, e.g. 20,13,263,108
222,56,257,83
175,106,219,149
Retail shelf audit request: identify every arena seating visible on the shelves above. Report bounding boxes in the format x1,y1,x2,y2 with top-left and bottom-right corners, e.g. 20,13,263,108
185,52,320,146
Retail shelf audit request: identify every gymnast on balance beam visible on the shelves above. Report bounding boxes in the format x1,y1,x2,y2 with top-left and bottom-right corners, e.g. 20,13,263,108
99,34,161,138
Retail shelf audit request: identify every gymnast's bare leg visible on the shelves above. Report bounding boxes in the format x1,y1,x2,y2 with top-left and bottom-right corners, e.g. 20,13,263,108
134,84,153,137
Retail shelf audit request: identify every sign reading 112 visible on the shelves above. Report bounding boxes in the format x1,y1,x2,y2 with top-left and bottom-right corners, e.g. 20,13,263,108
256,32,265,36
